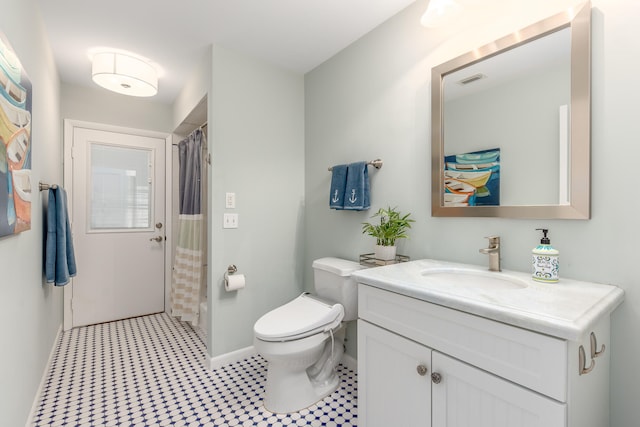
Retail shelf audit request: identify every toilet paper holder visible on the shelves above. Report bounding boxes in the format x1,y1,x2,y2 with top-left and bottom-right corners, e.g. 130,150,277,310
224,264,245,292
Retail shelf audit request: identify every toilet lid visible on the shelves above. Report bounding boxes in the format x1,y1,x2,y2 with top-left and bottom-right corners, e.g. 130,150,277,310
254,293,344,342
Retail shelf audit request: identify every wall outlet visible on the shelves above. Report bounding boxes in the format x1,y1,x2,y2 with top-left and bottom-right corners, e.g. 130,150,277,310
223,213,238,228
225,192,236,208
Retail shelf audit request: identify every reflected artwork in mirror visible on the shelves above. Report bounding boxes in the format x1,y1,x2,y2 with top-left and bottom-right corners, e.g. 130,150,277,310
431,2,591,219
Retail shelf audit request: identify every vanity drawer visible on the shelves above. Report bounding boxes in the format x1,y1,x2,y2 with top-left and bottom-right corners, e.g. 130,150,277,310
358,284,568,402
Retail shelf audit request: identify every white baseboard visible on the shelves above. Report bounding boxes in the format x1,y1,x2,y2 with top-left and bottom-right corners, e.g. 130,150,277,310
205,346,358,374
340,353,357,373
25,325,63,427
206,346,257,370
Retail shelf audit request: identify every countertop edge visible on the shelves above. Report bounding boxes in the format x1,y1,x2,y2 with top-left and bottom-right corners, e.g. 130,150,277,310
354,268,626,341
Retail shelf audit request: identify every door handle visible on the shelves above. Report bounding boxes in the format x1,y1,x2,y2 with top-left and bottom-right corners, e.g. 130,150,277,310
149,236,163,242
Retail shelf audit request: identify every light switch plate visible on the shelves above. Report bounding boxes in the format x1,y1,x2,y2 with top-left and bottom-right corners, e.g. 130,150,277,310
223,213,238,228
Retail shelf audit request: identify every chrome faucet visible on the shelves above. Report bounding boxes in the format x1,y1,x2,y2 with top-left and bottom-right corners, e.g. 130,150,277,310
479,236,501,272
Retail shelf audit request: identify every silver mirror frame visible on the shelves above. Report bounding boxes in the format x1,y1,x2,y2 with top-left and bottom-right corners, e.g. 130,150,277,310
431,2,591,219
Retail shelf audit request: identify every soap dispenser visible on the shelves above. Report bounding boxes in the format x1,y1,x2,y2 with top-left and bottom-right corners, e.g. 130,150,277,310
532,228,559,282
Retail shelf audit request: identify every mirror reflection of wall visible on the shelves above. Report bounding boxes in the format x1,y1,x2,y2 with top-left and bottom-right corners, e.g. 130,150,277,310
443,28,570,206
431,1,590,219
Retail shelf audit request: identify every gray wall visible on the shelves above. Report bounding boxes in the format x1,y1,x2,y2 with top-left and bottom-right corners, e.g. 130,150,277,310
62,83,173,132
207,45,305,356
304,0,640,425
0,1,62,426
172,48,210,132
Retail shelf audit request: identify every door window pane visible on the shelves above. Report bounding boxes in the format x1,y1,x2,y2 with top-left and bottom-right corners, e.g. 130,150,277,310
90,143,152,230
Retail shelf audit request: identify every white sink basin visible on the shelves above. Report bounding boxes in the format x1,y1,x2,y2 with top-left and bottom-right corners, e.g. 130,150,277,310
421,267,528,290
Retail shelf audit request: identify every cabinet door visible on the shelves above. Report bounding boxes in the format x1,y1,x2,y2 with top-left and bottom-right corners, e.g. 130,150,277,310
432,352,566,427
358,320,432,427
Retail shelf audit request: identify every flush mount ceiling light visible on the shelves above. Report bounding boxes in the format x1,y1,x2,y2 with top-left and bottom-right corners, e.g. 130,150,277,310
420,0,463,28
91,52,158,97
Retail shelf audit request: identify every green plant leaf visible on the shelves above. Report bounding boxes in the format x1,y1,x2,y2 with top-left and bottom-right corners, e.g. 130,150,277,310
361,206,415,246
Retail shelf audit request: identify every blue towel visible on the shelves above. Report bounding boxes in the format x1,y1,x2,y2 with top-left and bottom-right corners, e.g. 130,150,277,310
45,187,77,286
343,162,370,211
329,164,348,210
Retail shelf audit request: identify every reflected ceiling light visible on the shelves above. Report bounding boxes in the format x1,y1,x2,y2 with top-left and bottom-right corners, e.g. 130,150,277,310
420,0,463,28
91,51,158,97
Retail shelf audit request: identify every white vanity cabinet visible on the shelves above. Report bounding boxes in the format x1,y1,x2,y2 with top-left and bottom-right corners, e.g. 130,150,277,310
431,351,565,427
358,319,433,427
357,283,614,427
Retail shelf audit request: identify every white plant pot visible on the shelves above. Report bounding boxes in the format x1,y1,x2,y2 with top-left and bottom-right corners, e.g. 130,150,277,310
374,245,397,261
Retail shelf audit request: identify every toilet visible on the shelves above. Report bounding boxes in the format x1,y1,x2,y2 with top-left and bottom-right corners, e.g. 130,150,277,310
253,257,364,413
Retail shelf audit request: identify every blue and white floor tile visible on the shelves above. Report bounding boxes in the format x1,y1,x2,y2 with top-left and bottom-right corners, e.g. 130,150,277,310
32,313,357,427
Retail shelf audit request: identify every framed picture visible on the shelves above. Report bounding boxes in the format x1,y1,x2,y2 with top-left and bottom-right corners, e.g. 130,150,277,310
0,30,32,237
444,148,500,207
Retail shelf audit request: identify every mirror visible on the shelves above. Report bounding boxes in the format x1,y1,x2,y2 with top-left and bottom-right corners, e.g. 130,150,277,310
431,2,591,219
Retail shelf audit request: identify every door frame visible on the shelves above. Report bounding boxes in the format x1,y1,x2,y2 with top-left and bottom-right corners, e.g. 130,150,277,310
63,119,173,331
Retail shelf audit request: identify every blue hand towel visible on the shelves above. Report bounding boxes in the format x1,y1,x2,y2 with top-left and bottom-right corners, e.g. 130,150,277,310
329,164,348,210
45,187,77,286
343,162,371,211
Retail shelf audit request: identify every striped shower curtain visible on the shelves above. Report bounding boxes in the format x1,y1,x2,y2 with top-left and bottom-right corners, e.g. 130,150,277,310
171,128,205,326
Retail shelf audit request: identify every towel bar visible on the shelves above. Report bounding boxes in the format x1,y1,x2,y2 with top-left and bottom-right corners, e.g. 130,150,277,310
328,159,383,171
39,182,58,191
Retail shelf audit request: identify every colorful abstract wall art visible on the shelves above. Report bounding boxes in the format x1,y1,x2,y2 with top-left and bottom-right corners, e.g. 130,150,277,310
444,148,500,207
0,30,32,237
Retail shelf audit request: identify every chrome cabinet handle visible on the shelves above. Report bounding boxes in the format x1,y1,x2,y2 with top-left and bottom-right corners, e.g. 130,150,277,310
579,345,595,375
590,332,605,358
416,365,428,376
149,236,163,242
431,372,442,384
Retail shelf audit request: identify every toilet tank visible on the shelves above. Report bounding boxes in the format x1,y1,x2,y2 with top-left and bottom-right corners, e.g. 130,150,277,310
312,257,364,321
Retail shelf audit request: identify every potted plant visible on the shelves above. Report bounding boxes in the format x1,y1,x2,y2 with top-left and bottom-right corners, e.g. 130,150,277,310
362,206,415,261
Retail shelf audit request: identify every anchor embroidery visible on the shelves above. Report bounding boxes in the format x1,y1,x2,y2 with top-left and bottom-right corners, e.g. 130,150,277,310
348,189,357,203
332,190,339,203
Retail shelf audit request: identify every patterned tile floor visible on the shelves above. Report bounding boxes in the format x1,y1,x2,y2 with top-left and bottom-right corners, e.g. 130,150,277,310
32,313,357,426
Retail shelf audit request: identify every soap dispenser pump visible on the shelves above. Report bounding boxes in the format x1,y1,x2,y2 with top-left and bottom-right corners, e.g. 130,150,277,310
532,228,559,282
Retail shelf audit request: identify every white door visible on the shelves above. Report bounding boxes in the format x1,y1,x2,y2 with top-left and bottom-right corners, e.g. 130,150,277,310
431,351,566,427
68,125,167,328
358,320,433,427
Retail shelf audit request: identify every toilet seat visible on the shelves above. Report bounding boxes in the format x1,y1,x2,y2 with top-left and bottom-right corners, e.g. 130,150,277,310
254,293,344,342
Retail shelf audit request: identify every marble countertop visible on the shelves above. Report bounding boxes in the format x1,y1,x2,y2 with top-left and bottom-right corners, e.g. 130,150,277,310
352,259,625,341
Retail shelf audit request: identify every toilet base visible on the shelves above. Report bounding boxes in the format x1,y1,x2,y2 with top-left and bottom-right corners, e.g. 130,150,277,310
263,359,340,414
260,328,345,414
